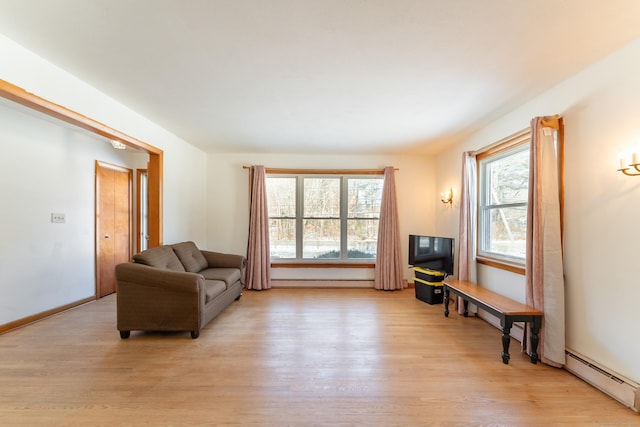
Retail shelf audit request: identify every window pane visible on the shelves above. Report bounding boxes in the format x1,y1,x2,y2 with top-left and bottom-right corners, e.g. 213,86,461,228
303,219,340,258
266,177,296,217
348,178,383,218
483,206,527,259
304,178,340,217
269,219,296,259
347,219,378,258
485,149,529,205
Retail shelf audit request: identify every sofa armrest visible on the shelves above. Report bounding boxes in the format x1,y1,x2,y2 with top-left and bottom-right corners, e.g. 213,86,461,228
201,250,247,270
115,262,206,335
115,262,203,294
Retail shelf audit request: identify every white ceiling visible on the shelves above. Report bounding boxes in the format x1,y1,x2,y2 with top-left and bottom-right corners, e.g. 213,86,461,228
1,0,640,155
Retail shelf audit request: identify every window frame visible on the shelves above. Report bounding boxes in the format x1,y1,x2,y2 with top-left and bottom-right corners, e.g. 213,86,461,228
476,129,531,275
266,169,384,266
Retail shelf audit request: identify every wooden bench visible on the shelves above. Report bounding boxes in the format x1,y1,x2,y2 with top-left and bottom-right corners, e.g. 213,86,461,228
442,279,543,365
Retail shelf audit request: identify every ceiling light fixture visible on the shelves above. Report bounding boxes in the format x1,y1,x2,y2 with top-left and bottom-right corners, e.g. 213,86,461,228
111,140,126,150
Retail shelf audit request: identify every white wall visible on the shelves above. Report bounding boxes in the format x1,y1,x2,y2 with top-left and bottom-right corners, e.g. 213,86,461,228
207,153,436,283
0,99,138,323
435,37,640,383
0,34,208,324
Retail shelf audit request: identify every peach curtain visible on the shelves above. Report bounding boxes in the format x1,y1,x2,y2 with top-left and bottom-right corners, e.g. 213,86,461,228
246,165,272,290
457,151,478,314
374,167,404,290
523,116,565,366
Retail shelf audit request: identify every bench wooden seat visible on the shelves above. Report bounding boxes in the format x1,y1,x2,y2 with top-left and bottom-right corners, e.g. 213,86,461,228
442,279,543,365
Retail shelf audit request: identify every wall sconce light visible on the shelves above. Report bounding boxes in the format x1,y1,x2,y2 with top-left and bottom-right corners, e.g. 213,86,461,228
111,140,126,150
618,150,640,176
441,188,453,206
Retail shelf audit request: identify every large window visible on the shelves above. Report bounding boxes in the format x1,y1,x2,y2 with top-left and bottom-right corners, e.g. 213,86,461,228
266,174,384,262
478,139,530,266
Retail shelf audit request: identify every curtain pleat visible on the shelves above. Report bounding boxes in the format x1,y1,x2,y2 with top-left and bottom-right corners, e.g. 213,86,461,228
246,165,271,290
523,116,565,367
457,152,478,314
374,167,404,290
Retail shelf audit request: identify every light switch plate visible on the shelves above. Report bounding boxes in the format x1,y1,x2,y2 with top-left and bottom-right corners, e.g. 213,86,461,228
51,213,65,223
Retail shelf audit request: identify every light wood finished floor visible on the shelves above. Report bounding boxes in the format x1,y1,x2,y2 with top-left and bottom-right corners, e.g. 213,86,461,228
1,288,638,426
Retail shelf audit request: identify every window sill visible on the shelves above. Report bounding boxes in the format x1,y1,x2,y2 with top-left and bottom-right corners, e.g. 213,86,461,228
476,256,525,275
271,262,375,268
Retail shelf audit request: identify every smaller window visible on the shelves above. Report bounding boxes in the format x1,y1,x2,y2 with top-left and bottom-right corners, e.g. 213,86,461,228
303,177,341,259
266,177,297,259
478,141,529,266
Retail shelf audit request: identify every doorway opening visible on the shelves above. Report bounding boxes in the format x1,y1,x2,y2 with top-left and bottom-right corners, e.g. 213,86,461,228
137,169,149,252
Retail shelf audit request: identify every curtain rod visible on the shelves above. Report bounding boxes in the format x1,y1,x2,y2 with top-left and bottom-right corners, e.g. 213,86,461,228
242,166,398,174
539,115,562,130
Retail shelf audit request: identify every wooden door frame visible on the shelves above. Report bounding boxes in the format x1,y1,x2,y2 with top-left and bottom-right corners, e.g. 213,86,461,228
0,79,163,248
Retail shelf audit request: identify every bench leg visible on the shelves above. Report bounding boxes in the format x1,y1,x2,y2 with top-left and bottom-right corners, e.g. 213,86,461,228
529,318,541,364
500,319,513,364
443,288,450,317
463,300,469,317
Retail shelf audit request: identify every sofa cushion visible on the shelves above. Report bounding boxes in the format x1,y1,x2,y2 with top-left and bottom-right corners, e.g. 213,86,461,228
171,241,208,273
133,246,186,272
200,268,241,287
203,280,227,304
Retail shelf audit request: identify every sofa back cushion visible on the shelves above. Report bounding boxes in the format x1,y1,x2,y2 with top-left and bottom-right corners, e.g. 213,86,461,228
133,246,186,272
171,241,208,273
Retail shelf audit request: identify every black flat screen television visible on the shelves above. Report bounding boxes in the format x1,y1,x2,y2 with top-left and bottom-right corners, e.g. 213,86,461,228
408,235,454,276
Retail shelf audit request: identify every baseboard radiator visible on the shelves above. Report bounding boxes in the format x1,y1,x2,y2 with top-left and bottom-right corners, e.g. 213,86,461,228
565,349,639,412
271,279,374,288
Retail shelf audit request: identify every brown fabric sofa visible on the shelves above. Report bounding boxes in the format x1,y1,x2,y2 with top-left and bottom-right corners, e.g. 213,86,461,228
115,241,245,339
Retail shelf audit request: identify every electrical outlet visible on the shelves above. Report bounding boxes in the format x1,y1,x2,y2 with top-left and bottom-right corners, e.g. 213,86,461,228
51,213,65,224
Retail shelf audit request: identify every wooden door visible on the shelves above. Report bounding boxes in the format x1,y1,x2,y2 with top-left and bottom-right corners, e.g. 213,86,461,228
96,161,132,297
